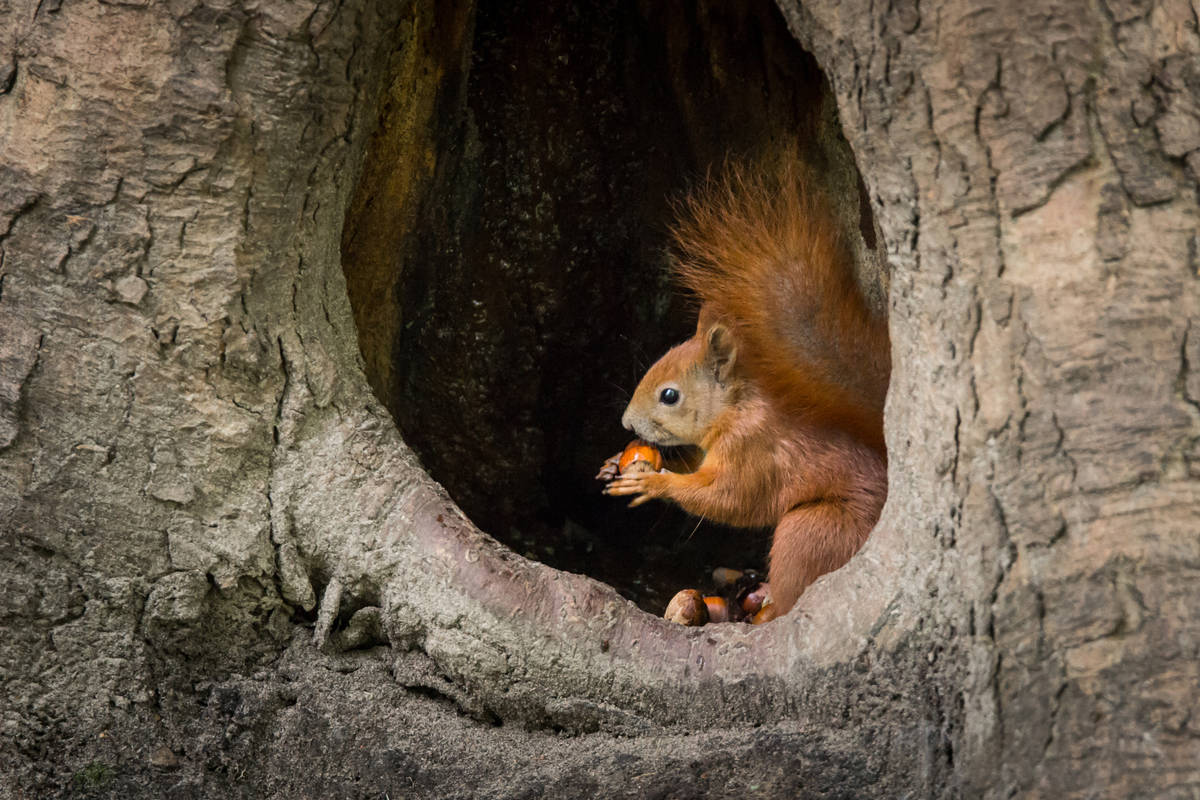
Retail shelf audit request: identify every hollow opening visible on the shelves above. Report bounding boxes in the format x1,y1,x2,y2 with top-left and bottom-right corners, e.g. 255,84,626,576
341,0,885,613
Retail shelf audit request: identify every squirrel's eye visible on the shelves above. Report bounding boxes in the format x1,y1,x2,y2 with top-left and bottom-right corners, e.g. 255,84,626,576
659,387,680,405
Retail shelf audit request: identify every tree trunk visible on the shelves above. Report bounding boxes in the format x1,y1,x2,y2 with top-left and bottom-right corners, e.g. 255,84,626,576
1,0,1196,796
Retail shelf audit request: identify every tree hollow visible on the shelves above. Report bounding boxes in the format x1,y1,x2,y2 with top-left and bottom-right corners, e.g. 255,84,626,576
340,0,884,612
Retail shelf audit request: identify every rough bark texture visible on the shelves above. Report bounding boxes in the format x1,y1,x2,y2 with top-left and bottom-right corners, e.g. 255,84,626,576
0,0,1196,798
776,0,1200,794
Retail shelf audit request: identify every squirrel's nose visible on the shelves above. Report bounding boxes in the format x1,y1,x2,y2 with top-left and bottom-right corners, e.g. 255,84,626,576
620,407,634,432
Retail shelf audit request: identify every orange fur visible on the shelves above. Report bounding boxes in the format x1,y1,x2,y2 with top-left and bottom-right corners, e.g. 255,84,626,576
609,156,890,617
673,159,890,452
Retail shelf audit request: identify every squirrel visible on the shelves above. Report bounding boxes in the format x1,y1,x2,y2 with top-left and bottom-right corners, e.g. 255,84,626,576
603,157,890,620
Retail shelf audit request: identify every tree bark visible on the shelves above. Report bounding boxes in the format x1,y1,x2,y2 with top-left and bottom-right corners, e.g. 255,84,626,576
777,0,1200,794
1,0,1197,797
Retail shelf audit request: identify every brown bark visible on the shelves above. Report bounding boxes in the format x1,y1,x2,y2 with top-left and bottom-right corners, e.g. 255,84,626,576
0,0,1196,797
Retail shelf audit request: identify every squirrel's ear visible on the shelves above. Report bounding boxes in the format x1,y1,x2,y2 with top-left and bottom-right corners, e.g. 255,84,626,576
704,324,737,384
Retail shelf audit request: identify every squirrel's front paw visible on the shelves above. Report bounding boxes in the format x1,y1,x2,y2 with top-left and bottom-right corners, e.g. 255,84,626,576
602,470,665,507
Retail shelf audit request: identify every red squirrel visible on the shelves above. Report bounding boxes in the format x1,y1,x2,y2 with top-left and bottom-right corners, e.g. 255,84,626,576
604,158,890,620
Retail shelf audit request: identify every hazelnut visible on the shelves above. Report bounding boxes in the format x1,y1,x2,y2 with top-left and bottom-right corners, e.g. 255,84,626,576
618,440,663,474
711,567,744,588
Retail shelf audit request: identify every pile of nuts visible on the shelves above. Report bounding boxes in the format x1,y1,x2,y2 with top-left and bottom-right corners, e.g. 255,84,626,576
597,440,774,626
662,568,773,626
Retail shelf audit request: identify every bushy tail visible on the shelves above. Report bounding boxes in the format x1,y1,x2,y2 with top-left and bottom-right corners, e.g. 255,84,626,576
671,156,890,451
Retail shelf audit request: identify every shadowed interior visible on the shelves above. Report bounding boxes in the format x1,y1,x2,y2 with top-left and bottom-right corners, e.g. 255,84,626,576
341,0,882,612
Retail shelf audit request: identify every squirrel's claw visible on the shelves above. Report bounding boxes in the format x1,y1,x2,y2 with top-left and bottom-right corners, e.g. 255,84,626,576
594,452,623,482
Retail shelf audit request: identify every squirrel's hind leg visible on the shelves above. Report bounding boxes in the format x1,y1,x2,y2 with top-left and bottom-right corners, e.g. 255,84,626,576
767,500,873,616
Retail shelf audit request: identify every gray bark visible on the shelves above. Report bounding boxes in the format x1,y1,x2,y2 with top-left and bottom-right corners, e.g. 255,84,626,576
0,0,1197,797
778,0,1200,794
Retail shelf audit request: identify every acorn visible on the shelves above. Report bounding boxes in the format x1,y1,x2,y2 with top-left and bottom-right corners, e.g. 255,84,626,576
750,602,778,625
702,595,731,623
740,582,770,616
617,440,663,475
664,589,708,626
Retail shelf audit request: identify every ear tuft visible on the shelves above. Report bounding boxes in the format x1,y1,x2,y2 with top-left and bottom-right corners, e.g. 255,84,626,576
705,324,737,384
